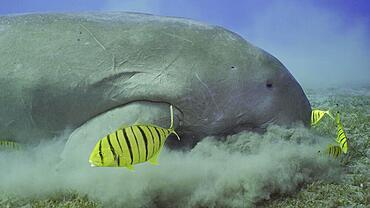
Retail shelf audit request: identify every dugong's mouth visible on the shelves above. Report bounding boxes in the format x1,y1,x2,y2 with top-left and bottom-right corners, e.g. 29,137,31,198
224,118,275,135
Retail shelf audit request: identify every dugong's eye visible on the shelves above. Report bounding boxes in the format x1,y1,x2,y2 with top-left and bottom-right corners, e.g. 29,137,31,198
266,80,273,88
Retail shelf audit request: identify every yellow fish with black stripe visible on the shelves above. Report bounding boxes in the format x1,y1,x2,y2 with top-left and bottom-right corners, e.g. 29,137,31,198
335,112,348,154
325,144,342,159
311,109,334,126
0,140,21,151
89,105,180,170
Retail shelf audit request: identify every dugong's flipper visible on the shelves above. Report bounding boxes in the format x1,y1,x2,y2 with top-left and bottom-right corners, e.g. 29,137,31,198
59,101,181,169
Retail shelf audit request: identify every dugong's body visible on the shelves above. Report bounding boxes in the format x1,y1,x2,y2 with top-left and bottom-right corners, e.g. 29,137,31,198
0,13,310,164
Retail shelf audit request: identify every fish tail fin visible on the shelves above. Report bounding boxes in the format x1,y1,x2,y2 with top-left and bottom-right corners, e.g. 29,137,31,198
325,105,337,121
326,110,335,120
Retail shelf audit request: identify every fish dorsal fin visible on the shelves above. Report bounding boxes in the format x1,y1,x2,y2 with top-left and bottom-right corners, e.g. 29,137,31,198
169,105,174,129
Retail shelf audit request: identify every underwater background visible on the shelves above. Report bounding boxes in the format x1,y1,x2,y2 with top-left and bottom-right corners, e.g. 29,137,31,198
0,0,369,207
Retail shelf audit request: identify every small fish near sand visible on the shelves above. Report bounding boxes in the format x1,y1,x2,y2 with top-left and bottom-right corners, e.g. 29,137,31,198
325,144,342,159
0,140,21,151
312,108,349,159
311,109,334,126
89,105,180,170
335,112,348,154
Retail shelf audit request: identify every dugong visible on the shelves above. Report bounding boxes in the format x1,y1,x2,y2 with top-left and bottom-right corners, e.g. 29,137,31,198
0,12,310,166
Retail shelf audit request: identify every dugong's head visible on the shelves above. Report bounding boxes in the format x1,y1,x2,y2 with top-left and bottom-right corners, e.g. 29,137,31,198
228,48,311,130
179,27,311,137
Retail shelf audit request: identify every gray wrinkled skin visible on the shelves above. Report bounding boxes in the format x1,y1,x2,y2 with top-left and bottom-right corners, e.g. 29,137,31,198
0,12,311,156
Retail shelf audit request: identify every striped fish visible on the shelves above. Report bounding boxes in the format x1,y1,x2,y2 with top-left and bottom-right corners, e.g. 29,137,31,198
311,109,334,126
0,140,21,151
335,112,348,154
89,105,180,170
325,144,342,158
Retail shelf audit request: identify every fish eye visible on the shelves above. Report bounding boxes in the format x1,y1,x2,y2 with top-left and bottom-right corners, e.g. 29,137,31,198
266,80,273,88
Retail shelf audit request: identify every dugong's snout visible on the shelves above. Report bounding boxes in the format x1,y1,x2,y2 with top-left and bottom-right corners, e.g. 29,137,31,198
272,68,312,127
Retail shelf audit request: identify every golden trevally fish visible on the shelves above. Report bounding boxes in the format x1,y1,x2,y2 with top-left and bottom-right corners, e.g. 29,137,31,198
335,112,348,154
311,109,334,126
0,140,21,151
89,105,180,170
325,144,342,159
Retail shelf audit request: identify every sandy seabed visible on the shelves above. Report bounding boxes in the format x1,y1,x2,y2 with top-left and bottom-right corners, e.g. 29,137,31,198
0,86,369,208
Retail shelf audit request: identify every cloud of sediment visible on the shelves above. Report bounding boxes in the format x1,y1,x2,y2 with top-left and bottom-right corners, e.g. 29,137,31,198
0,125,341,207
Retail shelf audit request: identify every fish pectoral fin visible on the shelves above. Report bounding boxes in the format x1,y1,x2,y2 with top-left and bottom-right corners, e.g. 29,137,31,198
126,164,135,171
149,158,159,165
149,151,160,165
